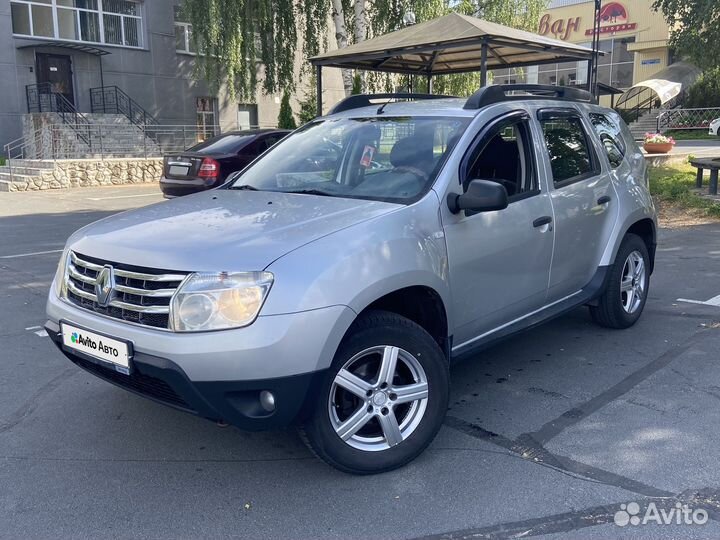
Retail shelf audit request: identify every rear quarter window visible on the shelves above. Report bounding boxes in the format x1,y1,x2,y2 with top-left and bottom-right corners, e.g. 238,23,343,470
589,112,626,169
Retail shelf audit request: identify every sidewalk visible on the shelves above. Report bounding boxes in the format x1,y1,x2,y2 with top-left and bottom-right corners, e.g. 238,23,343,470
644,139,720,166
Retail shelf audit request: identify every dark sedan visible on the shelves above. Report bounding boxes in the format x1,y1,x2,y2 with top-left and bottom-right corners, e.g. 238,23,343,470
160,129,290,197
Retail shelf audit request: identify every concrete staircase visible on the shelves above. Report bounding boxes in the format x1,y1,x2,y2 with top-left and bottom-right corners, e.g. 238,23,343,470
0,159,56,192
628,108,661,140
84,114,160,157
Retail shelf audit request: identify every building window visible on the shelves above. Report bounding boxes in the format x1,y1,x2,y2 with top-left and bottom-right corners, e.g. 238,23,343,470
10,0,143,48
173,6,196,54
196,97,216,141
534,37,635,89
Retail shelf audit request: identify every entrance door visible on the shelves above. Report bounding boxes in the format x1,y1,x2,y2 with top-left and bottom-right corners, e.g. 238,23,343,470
36,54,75,105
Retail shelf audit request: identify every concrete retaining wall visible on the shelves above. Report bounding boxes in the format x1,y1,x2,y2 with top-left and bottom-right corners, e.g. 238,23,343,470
6,158,162,192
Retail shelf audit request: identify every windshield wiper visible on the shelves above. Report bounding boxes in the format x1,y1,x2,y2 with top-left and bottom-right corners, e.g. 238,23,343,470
229,184,259,191
285,188,335,197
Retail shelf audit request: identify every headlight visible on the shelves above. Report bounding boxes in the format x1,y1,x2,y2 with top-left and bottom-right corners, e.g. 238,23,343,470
53,249,69,299
170,272,273,332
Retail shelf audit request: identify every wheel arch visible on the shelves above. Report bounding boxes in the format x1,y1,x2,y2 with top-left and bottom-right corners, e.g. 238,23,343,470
624,218,657,273
343,285,451,362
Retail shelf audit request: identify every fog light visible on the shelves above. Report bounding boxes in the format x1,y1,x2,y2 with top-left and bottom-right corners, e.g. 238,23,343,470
259,390,276,412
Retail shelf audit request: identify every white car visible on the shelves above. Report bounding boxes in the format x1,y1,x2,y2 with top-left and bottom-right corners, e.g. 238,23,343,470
709,117,720,136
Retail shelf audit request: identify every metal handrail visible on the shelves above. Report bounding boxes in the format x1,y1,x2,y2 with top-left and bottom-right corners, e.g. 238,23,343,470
4,122,282,169
89,86,159,128
25,83,91,146
657,107,720,133
2,123,233,162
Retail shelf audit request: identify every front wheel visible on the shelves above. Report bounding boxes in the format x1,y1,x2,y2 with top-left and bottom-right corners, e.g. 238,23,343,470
590,233,650,329
301,310,449,474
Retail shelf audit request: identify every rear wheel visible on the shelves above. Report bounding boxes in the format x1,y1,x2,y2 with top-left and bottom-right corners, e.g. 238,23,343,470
301,310,449,474
590,233,650,329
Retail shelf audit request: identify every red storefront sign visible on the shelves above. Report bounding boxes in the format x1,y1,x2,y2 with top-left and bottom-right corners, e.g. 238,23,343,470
538,1,636,41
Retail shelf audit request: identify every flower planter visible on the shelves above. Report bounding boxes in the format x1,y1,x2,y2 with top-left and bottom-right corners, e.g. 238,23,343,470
643,142,674,154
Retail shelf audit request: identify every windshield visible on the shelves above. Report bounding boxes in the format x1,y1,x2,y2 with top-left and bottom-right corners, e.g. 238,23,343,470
228,116,470,203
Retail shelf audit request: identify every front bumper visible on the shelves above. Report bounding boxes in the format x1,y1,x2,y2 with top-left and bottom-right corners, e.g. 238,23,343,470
46,320,328,430
47,291,354,381
46,291,356,430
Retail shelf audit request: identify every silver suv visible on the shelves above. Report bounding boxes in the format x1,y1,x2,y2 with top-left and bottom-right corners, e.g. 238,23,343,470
46,85,657,474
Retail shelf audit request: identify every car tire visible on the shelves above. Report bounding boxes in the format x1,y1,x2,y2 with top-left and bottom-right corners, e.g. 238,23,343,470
300,310,449,475
589,233,650,329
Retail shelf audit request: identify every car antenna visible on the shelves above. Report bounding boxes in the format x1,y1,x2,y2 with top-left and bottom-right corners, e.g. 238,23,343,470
376,99,392,115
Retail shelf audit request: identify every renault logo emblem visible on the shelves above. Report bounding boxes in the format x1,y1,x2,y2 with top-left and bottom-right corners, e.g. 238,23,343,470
95,265,116,307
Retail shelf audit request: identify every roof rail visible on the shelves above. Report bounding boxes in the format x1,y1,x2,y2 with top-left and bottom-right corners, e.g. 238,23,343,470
328,93,456,115
464,84,596,110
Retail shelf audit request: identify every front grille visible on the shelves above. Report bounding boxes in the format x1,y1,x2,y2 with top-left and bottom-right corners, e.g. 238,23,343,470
74,356,193,410
65,251,186,329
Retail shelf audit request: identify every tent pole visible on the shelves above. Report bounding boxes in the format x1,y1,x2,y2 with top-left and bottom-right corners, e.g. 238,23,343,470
427,74,432,94
586,59,592,91
315,65,323,117
480,40,488,87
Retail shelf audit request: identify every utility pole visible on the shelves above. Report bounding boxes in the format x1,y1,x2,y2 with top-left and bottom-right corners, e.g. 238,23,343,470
589,0,602,100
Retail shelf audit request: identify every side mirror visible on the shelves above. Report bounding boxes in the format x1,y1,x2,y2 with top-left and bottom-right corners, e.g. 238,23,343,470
447,179,509,214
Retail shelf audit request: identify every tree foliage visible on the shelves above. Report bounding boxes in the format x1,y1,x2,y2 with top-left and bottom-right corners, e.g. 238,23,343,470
277,91,298,129
182,0,548,100
652,0,720,70
685,68,720,108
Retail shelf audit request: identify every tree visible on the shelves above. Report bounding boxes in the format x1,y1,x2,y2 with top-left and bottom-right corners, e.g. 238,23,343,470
652,0,720,70
277,92,297,129
685,68,720,108
182,0,548,100
298,72,319,124
351,73,362,95
181,0,299,100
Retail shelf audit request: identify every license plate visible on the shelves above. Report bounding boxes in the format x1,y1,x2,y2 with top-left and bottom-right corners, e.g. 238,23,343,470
61,322,131,374
169,165,190,176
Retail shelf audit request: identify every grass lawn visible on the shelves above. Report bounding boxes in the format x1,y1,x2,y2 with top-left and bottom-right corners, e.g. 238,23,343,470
665,129,719,141
649,163,720,221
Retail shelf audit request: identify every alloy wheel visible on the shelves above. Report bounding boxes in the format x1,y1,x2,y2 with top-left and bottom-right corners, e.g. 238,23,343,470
620,250,646,314
328,345,429,452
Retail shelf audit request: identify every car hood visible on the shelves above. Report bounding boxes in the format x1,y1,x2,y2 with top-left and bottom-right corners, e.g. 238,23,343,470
67,190,400,271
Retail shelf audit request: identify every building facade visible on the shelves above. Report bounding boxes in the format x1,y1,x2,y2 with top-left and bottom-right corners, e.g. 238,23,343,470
493,0,671,106
1,0,343,152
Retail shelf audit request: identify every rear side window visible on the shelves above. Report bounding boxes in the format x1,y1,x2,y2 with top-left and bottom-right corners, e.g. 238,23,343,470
589,112,626,169
188,134,253,154
540,114,597,186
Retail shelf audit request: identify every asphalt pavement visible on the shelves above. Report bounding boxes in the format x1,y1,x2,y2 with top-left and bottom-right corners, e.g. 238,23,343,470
2,184,720,539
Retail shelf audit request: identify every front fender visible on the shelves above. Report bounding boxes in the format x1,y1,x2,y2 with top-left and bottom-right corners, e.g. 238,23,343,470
262,193,451,326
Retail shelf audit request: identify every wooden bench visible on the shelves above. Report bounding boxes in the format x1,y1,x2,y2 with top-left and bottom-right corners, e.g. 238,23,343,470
689,157,720,195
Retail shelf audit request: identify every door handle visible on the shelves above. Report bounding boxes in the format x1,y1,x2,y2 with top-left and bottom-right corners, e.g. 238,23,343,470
597,195,611,205
533,216,553,228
